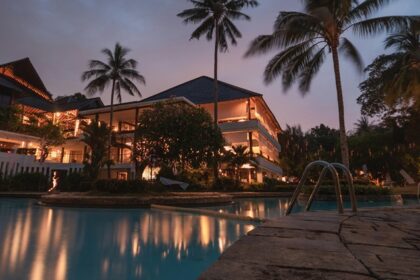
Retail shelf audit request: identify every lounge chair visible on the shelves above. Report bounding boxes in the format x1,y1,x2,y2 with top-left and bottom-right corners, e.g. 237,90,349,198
160,177,189,191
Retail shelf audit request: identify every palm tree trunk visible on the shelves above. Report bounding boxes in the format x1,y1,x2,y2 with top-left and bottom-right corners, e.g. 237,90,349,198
107,80,116,179
331,46,350,168
214,23,219,127
213,20,220,186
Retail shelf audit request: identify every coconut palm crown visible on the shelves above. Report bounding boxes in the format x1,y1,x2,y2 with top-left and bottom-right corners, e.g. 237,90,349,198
82,43,145,178
177,0,259,125
245,0,419,167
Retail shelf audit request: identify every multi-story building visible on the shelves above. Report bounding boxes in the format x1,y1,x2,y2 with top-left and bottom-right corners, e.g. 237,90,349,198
0,58,282,183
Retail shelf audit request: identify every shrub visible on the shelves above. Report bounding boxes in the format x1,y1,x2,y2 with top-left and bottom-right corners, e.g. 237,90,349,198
9,172,49,192
94,179,147,194
217,177,243,191
60,173,91,192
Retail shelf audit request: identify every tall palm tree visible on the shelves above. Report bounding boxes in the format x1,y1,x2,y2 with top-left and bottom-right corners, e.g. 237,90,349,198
374,24,420,105
245,0,418,168
82,43,145,178
177,0,258,126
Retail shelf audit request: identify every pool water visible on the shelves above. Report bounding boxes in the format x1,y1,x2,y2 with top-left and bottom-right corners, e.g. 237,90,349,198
0,199,254,280
206,197,420,220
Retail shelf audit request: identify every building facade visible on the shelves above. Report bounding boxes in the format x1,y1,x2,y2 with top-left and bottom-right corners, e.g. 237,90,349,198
0,59,282,183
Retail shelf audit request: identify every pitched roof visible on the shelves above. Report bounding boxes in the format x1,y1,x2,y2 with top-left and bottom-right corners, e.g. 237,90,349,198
53,94,104,111
0,58,52,100
140,76,262,104
15,96,104,112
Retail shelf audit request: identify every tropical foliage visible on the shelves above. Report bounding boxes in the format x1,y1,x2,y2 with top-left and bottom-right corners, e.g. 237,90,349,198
133,102,225,178
358,25,420,117
279,119,419,185
82,43,145,178
246,0,418,168
178,0,258,125
81,120,111,180
223,145,252,185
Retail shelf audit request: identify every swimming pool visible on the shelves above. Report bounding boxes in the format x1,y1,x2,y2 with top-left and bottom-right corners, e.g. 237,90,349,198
206,197,420,220
0,199,254,280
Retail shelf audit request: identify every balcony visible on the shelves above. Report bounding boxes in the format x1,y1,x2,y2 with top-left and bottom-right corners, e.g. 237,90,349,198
255,155,283,175
219,119,281,151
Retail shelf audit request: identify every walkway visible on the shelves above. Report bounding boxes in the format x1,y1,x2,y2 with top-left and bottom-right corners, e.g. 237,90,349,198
200,206,420,280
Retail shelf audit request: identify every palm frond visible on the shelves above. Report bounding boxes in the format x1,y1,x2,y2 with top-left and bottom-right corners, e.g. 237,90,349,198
339,37,364,72
190,17,214,40
346,0,392,24
352,16,420,37
299,47,327,92
81,69,109,81
84,75,110,96
88,60,111,70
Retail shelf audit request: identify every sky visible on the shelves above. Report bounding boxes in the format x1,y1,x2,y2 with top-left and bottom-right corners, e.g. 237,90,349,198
0,0,418,131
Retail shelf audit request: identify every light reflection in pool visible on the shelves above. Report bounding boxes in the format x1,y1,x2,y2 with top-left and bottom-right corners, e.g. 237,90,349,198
0,199,255,280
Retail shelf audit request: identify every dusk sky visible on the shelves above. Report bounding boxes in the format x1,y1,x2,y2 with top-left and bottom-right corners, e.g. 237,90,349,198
1,0,418,131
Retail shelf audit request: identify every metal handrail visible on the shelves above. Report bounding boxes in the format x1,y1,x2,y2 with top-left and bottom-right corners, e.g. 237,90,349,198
305,163,357,213
285,160,344,215
331,163,357,213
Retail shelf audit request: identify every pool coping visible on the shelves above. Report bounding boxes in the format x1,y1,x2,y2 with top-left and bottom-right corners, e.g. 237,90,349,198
199,204,420,280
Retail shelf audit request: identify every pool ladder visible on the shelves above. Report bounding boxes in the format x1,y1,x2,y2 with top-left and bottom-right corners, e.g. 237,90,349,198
285,160,358,215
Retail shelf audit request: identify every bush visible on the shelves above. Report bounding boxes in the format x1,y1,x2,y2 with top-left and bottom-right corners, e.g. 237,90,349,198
217,177,243,191
60,173,91,192
94,179,147,194
302,184,391,196
9,172,49,192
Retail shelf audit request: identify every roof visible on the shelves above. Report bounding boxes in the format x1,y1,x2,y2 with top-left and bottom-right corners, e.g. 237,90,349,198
140,76,262,104
79,96,195,116
15,95,104,113
53,95,104,111
0,58,52,100
15,97,54,112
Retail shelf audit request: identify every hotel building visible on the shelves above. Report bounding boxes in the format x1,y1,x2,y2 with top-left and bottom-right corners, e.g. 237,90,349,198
0,58,282,183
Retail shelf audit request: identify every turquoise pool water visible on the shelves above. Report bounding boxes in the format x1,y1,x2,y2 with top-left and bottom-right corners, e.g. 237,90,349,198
206,197,420,220
0,199,255,280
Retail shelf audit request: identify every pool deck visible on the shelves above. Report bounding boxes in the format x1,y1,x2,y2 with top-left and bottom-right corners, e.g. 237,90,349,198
200,205,420,280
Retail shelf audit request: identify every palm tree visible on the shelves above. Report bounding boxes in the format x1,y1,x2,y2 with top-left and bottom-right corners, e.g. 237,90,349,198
224,145,251,184
82,43,145,178
177,0,258,126
373,24,419,105
81,120,111,180
245,0,418,168
354,116,373,135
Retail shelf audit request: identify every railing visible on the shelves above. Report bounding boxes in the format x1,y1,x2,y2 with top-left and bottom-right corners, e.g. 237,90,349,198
285,160,357,215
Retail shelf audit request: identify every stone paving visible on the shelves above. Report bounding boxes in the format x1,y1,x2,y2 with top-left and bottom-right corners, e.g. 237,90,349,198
200,206,420,280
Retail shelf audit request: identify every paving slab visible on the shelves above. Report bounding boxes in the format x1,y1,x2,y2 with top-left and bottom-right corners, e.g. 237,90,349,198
200,206,420,280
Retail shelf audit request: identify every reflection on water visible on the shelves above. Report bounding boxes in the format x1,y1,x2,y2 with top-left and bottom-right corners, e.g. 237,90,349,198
0,199,254,280
208,197,412,220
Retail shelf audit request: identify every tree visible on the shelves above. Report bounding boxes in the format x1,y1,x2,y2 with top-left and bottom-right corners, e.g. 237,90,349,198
0,106,23,132
178,0,258,127
306,124,340,162
81,120,111,180
246,0,418,168
133,102,224,179
224,145,251,185
278,125,308,177
178,0,258,183
34,120,65,162
82,43,145,178
358,24,420,117
354,116,373,135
